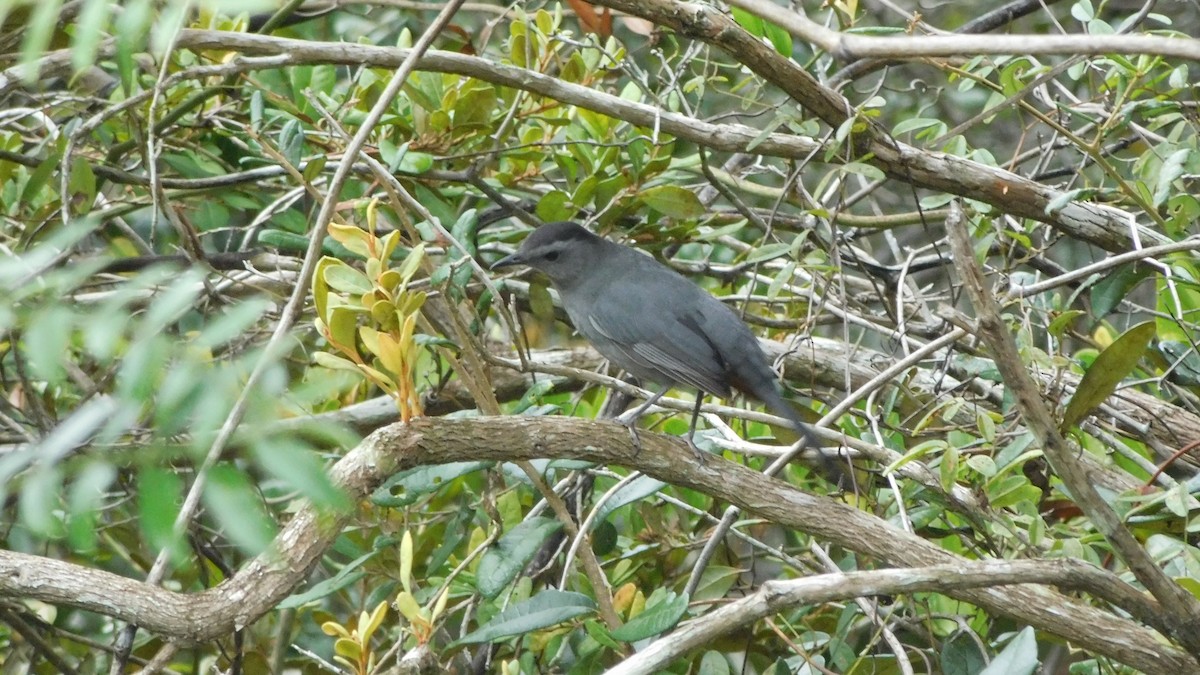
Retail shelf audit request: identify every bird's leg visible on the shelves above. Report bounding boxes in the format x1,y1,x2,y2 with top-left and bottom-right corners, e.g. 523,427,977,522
616,384,671,454
685,393,707,464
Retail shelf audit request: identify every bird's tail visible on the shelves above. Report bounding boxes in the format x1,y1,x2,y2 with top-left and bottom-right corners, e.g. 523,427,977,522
755,385,843,482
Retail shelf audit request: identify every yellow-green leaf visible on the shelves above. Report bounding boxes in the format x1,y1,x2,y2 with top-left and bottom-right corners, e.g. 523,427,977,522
323,261,372,295
380,230,401,263
359,326,382,359
397,291,426,317
1060,321,1156,431
431,587,450,622
400,530,414,594
334,637,361,659
328,306,359,349
396,590,421,621
313,352,360,372
313,257,335,321
379,269,403,294
398,243,426,287
638,185,705,219
361,601,388,643
370,299,398,331
322,621,351,638
375,332,405,375
328,222,372,257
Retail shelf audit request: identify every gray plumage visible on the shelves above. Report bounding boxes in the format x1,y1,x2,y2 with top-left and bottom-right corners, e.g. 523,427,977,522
491,221,815,451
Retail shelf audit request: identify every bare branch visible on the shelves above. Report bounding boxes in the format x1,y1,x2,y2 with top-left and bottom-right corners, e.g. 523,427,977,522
0,417,1188,673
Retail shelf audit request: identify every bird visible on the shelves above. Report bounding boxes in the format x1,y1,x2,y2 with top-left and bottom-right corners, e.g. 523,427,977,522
490,221,818,461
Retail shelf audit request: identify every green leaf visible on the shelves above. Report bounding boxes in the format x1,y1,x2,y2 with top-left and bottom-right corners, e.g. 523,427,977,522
280,549,378,609
1090,263,1151,319
610,590,689,641
1159,341,1200,386
195,298,271,350
139,466,188,564
1046,310,1086,338
328,306,360,349
593,475,666,524
1044,188,1084,215
639,185,705,219
251,438,349,511
322,261,373,295
986,475,1042,510
730,7,765,36
202,465,278,555
454,590,596,645
71,0,113,71
892,117,943,135
35,396,119,464
1060,321,1155,431
980,626,1039,675
536,191,574,222
260,229,312,253
691,565,741,603
476,517,563,599
1153,148,1191,208
840,161,886,181
397,243,426,287
69,156,97,202
371,461,491,507
20,0,64,83
313,352,362,372
19,465,63,538
941,630,988,675
142,269,206,334
763,21,793,58
302,155,327,183
529,279,556,321
698,651,732,675
20,153,60,204
743,242,792,265
67,460,116,551
25,305,73,383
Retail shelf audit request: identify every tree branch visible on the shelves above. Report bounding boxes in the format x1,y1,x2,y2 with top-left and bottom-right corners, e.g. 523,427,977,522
609,559,1140,675
585,0,1160,254
0,28,1148,255
0,416,1190,672
944,200,1200,660
726,0,1200,61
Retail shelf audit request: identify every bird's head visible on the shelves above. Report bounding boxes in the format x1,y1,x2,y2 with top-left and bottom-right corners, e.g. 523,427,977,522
490,221,603,285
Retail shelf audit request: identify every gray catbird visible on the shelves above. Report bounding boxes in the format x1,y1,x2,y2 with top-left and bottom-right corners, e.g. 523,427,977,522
491,221,817,458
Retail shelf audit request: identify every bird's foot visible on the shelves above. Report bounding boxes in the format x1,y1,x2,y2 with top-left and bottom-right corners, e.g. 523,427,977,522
616,415,644,455
685,432,708,465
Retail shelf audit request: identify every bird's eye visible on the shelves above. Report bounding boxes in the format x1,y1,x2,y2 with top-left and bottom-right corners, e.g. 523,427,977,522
545,251,560,262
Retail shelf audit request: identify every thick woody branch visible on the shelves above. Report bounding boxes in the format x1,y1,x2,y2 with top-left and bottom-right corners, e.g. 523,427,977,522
0,417,1190,672
317,335,1200,473
609,559,1136,675
725,0,1200,61
0,28,1149,254
586,0,1158,254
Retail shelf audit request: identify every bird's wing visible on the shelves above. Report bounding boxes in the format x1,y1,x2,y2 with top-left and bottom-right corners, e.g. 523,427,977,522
580,280,733,397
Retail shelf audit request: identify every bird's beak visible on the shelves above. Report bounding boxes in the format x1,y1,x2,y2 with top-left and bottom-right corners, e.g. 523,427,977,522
490,253,523,270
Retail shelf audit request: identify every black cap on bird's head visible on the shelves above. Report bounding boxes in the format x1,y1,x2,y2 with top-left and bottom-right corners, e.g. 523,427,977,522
490,222,604,281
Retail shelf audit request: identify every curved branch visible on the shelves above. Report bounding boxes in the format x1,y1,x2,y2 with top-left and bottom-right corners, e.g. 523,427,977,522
0,417,1190,672
609,559,1140,675
0,28,1146,254
585,0,1157,254
726,0,1200,61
